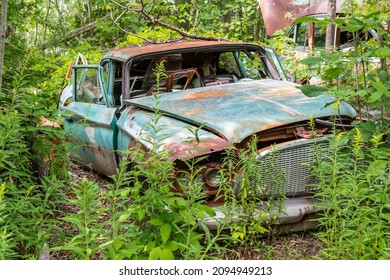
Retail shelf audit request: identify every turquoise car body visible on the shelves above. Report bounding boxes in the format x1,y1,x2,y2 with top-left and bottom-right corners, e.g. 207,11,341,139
61,41,356,231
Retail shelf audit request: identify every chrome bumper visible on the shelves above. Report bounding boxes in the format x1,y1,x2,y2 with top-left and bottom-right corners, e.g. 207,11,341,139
204,197,323,231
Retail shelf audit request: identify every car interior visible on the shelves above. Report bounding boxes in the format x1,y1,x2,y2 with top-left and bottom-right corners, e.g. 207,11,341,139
126,50,269,99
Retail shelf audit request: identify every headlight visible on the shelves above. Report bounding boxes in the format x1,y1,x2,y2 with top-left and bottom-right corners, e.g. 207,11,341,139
202,164,222,188
174,162,225,204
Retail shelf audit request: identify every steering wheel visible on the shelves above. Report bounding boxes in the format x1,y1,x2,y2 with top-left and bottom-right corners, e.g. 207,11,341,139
146,68,202,96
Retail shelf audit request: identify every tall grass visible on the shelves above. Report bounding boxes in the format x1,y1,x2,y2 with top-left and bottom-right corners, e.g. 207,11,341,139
313,128,390,259
0,56,69,259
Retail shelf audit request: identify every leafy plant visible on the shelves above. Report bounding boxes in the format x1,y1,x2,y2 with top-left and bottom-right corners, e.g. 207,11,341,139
0,52,70,259
220,136,284,256
55,179,104,260
313,128,390,259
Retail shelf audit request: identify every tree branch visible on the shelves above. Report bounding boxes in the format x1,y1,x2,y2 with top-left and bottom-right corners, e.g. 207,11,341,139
40,0,224,49
109,6,155,44
138,6,220,41
112,0,223,42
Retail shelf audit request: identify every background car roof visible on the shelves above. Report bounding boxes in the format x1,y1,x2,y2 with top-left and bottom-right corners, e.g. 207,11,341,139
260,0,346,36
296,0,344,18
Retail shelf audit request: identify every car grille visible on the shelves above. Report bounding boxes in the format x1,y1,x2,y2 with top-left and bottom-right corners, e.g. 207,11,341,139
255,139,329,197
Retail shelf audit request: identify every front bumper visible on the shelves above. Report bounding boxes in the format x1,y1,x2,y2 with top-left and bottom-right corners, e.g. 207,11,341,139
204,196,323,232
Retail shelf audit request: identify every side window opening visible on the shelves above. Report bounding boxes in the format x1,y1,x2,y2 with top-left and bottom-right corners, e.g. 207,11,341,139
295,22,308,47
217,52,241,77
313,25,326,48
338,29,373,49
237,51,267,79
74,67,103,104
294,21,326,49
113,61,123,106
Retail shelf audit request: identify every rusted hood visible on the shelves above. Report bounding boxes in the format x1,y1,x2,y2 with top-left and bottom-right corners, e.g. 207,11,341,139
126,79,356,144
116,108,231,161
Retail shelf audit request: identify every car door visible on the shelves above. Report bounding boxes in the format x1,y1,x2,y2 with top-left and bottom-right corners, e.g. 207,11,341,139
62,63,119,176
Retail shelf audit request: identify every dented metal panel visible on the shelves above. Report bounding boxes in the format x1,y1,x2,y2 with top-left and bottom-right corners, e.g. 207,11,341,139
62,102,118,175
116,107,231,161
126,79,356,143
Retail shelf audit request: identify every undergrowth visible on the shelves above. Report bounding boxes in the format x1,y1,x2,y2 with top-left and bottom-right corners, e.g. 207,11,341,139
313,127,390,259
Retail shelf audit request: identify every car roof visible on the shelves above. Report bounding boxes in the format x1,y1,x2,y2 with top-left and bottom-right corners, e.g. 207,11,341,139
260,0,346,36
103,40,261,61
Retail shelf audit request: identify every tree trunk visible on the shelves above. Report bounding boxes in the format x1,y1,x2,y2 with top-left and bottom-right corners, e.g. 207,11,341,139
0,0,8,94
325,0,337,51
308,22,314,54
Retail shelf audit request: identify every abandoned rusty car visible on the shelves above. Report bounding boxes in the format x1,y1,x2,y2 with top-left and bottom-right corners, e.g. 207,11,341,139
60,41,357,231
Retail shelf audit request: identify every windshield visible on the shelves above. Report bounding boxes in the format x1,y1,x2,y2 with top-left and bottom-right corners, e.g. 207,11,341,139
126,48,281,98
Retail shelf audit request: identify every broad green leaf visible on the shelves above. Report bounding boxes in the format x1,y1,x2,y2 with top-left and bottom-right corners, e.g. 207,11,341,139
148,247,161,260
232,231,244,240
300,56,324,67
295,16,318,23
378,71,389,82
114,240,124,251
163,241,179,251
160,224,171,244
149,218,164,225
367,90,383,103
170,212,184,223
120,188,131,197
297,84,327,97
137,210,145,221
324,67,341,79
160,248,175,260
373,48,390,58
146,241,156,251
371,79,390,98
118,213,131,222
198,204,216,217
348,18,365,31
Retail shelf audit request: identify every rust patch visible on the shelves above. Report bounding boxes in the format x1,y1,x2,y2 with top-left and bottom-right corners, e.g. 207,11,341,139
164,137,231,161
257,121,291,132
104,41,246,61
183,90,232,101
294,126,328,139
183,108,203,115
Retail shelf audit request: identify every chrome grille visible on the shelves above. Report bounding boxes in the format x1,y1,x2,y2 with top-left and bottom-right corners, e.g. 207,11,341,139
255,140,329,197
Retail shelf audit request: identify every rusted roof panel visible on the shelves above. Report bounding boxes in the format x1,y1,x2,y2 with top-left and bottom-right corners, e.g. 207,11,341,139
103,40,257,61
260,0,345,36
260,0,307,36
296,0,344,18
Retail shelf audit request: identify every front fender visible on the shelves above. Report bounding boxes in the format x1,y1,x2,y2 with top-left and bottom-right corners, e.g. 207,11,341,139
116,107,231,161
